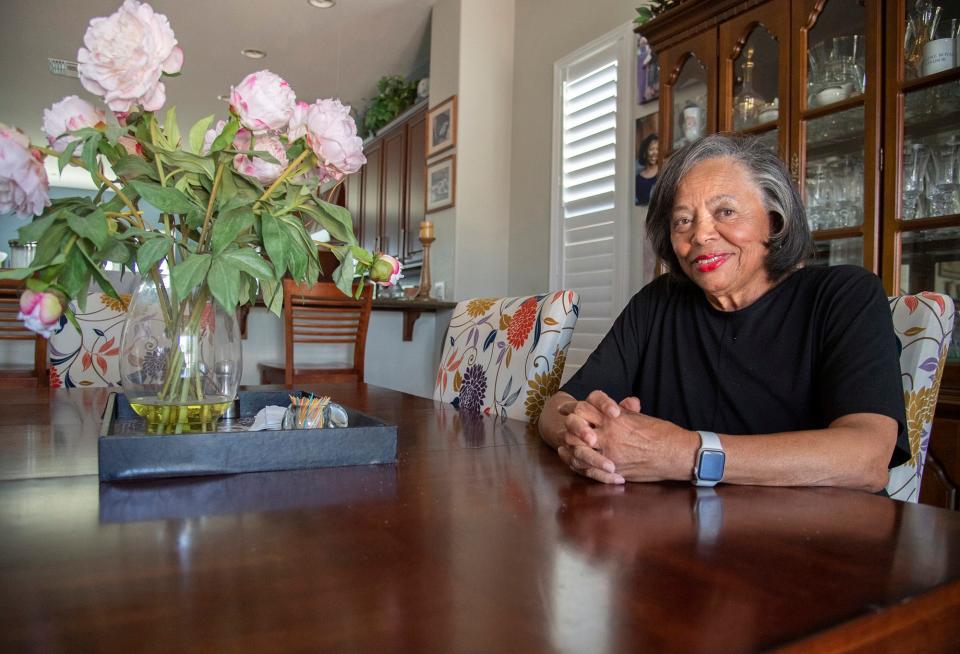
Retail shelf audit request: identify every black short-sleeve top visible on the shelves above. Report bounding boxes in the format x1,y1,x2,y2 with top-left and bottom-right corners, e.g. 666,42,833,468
561,265,910,467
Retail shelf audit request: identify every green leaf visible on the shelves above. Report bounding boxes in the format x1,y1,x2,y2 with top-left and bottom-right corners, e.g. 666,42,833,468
260,277,284,318
207,257,240,312
103,112,125,144
220,247,275,280
260,211,287,277
81,133,103,178
304,199,358,245
170,253,211,303
0,267,35,280
101,240,135,265
184,207,205,229
332,248,355,297
59,248,91,300
285,138,306,161
156,148,215,178
129,180,197,214
349,245,374,266
210,116,240,153
113,155,158,181
136,235,171,272
211,207,255,254
162,107,181,149
101,187,140,214
24,278,50,293
18,212,63,243
66,209,109,249
57,145,75,173
32,223,71,269
188,114,215,154
76,242,120,300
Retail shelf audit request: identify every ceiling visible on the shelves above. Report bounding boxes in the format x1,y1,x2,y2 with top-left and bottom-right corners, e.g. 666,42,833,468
0,0,434,145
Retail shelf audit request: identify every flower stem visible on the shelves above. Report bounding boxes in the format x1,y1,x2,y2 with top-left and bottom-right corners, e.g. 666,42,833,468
197,161,226,252
254,149,311,210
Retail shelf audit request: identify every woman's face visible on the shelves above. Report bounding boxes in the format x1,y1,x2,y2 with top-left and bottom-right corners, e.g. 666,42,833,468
647,140,659,165
669,157,774,311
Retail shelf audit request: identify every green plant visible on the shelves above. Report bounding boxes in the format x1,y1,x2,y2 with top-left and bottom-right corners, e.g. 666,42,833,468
360,75,418,138
634,1,680,26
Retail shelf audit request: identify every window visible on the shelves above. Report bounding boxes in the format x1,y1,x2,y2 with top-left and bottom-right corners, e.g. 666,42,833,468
551,25,634,380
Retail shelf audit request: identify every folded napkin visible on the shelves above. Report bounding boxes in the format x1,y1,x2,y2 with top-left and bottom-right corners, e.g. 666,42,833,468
248,405,287,431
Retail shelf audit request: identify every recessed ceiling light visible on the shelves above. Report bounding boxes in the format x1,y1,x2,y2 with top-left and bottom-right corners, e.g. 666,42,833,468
308,0,336,8
241,48,266,59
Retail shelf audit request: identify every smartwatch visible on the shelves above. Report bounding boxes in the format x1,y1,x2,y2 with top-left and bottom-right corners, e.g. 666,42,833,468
693,430,725,487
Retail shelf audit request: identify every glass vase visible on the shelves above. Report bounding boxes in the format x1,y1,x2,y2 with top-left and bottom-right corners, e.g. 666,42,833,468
119,273,242,433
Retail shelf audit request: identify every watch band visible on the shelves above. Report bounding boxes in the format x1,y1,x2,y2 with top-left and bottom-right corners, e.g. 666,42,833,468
697,430,722,451
694,430,725,487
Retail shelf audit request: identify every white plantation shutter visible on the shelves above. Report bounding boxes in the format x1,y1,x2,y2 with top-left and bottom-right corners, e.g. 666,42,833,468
551,27,633,381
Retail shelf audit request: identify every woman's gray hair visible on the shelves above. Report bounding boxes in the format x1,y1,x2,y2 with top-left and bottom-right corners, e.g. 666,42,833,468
645,133,813,282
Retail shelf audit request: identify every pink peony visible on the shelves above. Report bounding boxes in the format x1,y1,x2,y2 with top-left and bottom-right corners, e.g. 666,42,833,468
233,133,289,185
286,101,310,142
299,99,366,180
370,253,403,287
77,0,183,113
0,123,50,218
42,96,106,153
18,290,63,338
230,71,296,133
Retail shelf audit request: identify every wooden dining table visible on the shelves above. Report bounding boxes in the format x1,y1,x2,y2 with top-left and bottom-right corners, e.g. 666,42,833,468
1,384,959,653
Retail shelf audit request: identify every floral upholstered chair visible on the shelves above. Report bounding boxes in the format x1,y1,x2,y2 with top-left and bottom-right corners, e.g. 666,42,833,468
885,292,955,502
48,290,129,388
435,291,580,423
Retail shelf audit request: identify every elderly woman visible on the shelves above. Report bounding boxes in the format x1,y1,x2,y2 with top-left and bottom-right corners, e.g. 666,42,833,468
539,134,908,492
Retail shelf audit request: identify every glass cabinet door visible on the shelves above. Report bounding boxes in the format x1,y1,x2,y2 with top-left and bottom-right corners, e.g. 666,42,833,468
658,29,717,157
884,0,960,361
719,1,790,158
794,0,881,271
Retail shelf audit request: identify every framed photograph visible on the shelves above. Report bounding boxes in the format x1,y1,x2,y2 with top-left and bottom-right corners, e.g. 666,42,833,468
635,112,659,206
426,95,457,157
636,36,659,105
425,155,456,213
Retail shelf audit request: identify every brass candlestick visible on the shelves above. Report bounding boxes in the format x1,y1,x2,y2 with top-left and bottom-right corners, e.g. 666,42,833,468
416,227,435,300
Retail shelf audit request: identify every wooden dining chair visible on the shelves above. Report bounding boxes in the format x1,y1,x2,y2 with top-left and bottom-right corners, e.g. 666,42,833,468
886,292,955,502
0,280,48,388
258,279,373,387
434,291,580,423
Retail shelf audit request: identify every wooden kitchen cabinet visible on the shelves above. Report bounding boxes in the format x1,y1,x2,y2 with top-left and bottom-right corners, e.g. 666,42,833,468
342,101,428,264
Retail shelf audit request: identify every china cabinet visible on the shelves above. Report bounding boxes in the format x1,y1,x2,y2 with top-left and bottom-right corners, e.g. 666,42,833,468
640,0,960,508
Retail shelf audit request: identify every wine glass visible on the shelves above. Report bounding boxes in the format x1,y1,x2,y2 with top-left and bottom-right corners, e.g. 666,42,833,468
902,143,929,220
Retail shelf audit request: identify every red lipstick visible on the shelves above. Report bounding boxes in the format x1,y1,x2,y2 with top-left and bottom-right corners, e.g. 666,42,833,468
693,253,729,273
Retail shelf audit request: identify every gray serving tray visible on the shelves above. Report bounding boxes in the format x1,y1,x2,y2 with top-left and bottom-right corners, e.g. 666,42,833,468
99,390,398,482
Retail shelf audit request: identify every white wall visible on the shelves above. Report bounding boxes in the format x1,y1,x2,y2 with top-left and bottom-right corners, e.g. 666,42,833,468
427,0,461,299
429,0,516,301
507,0,638,296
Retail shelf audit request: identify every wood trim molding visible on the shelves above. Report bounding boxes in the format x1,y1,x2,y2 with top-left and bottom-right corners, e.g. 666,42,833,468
639,0,769,52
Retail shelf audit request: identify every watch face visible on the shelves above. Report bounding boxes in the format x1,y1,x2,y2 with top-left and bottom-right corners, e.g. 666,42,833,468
698,449,725,482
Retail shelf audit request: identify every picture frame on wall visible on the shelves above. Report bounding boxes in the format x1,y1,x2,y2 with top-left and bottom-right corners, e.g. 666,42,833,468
425,155,456,213
426,95,457,157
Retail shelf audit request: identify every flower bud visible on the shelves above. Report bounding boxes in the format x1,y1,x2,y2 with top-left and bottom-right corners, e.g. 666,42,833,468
18,290,64,338
369,253,403,287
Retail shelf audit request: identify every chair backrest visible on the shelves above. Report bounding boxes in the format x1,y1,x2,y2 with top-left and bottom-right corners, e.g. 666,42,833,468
48,290,128,388
0,280,48,386
886,292,955,502
283,279,373,386
435,291,580,423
